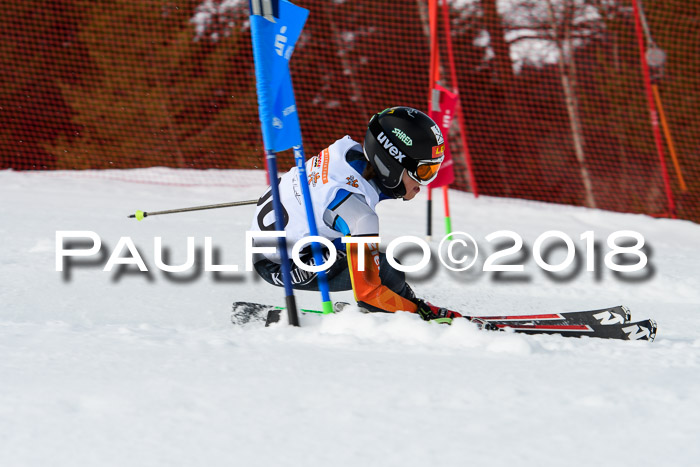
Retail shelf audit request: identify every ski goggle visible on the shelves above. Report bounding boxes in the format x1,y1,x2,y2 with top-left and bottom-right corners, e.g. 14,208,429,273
407,160,443,185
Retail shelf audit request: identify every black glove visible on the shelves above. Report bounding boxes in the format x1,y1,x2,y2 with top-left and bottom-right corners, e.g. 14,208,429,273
414,299,462,322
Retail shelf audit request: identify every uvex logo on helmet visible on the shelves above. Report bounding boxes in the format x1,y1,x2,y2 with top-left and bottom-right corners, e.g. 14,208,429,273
377,132,406,163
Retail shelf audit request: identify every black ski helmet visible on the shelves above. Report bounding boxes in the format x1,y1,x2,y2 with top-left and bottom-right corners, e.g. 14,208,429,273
363,106,445,198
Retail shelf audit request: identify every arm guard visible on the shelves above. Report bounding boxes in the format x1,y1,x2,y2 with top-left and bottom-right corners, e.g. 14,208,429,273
345,238,418,314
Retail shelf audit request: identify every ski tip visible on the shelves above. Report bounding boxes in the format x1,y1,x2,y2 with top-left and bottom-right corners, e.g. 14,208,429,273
332,302,353,313
621,319,657,342
649,319,658,342
231,301,272,326
620,305,632,322
264,309,282,327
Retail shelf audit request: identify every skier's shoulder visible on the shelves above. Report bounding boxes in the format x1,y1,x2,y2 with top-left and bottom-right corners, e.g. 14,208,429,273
328,135,362,156
325,135,368,176
322,135,384,215
324,189,379,236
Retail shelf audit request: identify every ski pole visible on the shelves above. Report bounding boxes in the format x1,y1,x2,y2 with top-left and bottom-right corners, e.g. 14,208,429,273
128,199,257,220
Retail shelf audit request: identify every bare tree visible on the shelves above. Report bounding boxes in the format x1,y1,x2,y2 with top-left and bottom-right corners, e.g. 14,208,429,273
545,0,597,208
481,0,530,196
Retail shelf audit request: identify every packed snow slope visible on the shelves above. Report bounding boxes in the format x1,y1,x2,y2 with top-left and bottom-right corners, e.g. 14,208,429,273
1,169,699,467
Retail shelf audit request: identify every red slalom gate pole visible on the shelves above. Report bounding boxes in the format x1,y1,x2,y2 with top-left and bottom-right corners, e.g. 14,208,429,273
441,0,478,198
442,185,452,238
426,187,433,241
426,0,438,241
632,0,676,218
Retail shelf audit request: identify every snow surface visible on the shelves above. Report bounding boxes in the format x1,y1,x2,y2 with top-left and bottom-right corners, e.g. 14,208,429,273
1,169,699,466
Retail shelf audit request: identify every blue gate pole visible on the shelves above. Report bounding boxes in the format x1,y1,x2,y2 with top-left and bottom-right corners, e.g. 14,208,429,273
293,145,333,314
264,149,299,326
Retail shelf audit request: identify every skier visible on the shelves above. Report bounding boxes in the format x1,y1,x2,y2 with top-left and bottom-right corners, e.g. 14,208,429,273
249,106,459,321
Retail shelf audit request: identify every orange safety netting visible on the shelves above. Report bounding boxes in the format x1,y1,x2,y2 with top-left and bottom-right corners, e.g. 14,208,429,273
2,0,699,221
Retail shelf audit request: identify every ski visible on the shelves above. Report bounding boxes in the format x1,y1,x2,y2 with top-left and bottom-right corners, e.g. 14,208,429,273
231,301,326,326
489,319,656,341
231,301,657,341
465,305,631,327
467,305,656,341
334,302,649,338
